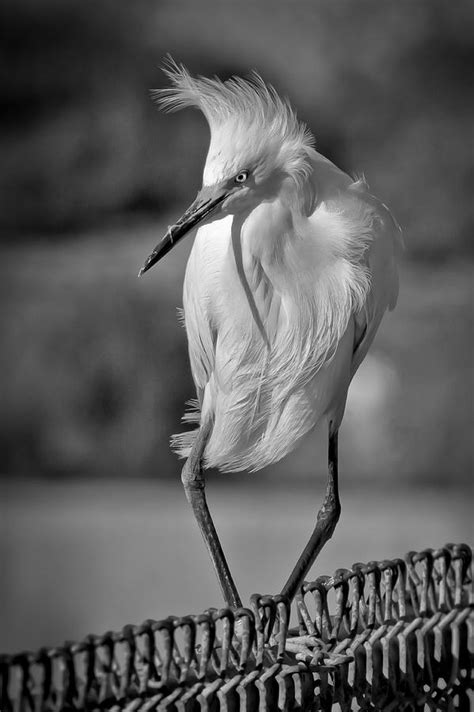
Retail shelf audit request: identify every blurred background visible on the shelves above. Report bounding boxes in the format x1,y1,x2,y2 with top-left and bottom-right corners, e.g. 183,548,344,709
1,1,472,653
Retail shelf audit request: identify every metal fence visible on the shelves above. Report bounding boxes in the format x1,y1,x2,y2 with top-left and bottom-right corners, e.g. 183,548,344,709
1,543,472,711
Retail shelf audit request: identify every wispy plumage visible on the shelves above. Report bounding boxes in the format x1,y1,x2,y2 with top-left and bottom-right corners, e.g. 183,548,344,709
141,61,401,607
148,62,402,472
153,58,315,186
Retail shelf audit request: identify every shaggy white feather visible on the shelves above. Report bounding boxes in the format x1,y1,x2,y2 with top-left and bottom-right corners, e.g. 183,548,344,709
153,59,315,188
157,63,401,472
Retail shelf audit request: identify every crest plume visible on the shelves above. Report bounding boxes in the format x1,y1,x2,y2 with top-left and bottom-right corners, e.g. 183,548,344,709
152,57,315,170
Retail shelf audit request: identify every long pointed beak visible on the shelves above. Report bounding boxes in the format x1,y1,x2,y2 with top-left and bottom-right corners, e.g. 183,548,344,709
139,188,228,276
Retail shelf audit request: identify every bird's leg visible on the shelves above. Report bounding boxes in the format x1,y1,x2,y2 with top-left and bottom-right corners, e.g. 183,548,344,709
181,421,242,608
280,427,341,602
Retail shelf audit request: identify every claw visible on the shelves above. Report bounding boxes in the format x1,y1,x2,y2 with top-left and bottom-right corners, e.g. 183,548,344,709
284,634,327,663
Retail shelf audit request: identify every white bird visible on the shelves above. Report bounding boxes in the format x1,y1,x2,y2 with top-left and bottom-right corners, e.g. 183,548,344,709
140,61,401,608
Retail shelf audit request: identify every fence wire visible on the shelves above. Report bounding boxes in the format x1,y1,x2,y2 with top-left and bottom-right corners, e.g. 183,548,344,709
1,543,472,711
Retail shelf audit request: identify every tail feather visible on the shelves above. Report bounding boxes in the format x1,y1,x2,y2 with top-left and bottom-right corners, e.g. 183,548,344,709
170,399,201,458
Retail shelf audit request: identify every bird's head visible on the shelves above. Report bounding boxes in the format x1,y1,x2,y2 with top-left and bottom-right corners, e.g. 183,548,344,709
139,60,315,276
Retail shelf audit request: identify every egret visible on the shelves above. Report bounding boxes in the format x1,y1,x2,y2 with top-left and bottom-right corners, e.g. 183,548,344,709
140,61,401,608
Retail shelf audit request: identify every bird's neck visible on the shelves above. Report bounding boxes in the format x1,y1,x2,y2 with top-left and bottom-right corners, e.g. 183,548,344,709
239,189,299,266
237,184,321,297
233,183,371,331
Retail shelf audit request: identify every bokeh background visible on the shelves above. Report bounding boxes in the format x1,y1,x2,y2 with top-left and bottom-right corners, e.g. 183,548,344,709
1,1,472,653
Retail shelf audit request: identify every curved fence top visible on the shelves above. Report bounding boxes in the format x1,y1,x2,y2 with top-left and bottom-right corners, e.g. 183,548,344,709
1,543,472,711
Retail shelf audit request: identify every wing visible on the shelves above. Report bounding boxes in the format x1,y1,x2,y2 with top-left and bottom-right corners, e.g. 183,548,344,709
349,181,402,376
303,151,401,377
180,221,228,406
182,272,215,408
170,231,220,457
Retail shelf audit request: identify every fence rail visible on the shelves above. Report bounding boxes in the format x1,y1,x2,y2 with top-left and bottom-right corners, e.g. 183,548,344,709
1,543,472,711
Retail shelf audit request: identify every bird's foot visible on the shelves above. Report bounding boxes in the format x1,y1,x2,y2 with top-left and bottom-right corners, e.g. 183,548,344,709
283,634,328,664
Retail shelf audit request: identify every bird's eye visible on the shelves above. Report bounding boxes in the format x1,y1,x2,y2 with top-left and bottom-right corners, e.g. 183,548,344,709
234,170,249,184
